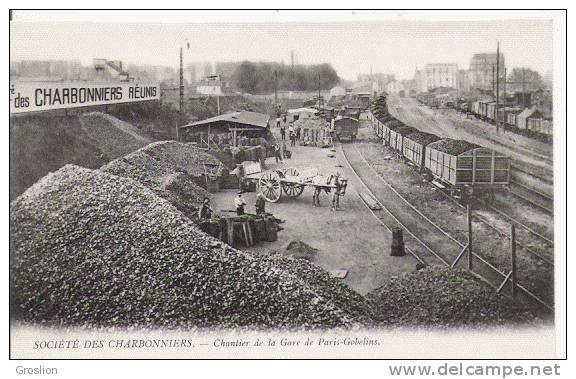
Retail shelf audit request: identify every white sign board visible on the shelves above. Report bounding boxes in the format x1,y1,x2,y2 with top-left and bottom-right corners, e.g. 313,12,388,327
10,82,160,114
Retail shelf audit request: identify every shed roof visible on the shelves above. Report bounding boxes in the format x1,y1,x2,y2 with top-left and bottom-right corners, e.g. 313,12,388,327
180,111,270,130
287,107,318,114
517,107,542,120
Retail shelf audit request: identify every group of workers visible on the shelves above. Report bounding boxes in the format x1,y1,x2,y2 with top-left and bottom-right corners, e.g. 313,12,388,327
278,117,300,147
197,192,267,220
198,171,345,220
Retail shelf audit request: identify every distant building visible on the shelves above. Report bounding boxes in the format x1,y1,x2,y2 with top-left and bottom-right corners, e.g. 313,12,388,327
457,69,471,93
385,80,404,94
469,53,506,91
11,59,86,81
329,85,346,98
401,79,417,95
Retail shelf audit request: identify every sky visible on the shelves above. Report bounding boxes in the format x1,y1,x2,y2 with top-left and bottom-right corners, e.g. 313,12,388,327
9,12,554,81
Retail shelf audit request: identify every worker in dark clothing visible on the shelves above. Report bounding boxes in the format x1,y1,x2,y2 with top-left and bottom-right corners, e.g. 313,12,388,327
255,193,266,215
235,192,247,216
280,125,286,140
198,197,213,219
312,186,322,207
274,144,283,163
330,173,344,211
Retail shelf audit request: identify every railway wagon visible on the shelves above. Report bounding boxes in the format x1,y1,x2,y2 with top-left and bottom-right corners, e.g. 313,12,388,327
377,115,394,139
402,131,441,169
424,139,510,187
382,119,405,146
334,116,359,141
389,126,417,153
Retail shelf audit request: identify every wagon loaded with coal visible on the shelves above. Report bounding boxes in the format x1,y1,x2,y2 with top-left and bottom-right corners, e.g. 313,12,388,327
368,97,511,203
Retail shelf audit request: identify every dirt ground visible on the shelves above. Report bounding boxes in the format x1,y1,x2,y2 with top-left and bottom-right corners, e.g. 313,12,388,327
209,123,418,295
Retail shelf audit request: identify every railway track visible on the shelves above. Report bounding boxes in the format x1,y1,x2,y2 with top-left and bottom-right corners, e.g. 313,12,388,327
509,179,554,214
339,142,553,315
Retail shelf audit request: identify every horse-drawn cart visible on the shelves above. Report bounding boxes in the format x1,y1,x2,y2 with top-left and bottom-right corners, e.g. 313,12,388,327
241,163,347,203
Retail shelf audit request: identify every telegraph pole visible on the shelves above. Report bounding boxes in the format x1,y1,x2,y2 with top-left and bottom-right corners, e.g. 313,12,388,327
495,41,500,134
179,46,184,116
317,72,321,107
179,39,189,122
274,70,278,105
503,67,507,132
522,68,526,109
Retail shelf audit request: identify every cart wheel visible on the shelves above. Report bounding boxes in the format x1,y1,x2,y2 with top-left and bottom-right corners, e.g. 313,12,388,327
258,171,282,203
282,183,305,198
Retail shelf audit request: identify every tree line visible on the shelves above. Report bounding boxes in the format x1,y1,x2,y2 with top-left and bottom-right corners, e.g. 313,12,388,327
232,61,340,94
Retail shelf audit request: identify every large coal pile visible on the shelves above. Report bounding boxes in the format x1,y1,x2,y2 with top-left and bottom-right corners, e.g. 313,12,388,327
10,165,372,329
366,267,535,328
101,143,213,218
79,112,150,159
140,141,223,178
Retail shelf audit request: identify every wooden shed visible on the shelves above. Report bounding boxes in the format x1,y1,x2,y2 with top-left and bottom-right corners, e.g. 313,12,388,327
178,111,270,146
425,139,510,186
516,108,542,130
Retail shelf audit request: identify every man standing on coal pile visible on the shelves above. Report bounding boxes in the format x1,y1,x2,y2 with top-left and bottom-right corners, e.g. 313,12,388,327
255,193,266,215
280,124,286,141
235,191,247,216
198,197,213,219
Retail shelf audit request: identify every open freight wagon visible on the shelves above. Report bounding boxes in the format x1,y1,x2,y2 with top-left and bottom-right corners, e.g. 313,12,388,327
389,126,417,153
402,131,441,170
424,139,510,194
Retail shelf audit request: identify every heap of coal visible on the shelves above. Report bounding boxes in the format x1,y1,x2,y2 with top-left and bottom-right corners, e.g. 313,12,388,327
138,141,222,178
79,112,150,159
366,267,536,328
101,142,217,218
10,165,373,329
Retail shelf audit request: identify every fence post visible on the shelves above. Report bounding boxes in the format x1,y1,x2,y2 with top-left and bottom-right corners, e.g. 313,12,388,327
467,204,473,270
510,224,517,298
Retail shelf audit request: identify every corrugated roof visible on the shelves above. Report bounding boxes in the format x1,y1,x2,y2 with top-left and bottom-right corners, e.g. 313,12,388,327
287,107,318,114
180,111,270,129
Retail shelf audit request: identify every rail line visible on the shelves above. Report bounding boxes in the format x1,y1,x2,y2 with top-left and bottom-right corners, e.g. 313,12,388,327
509,179,554,214
356,143,553,265
340,142,553,314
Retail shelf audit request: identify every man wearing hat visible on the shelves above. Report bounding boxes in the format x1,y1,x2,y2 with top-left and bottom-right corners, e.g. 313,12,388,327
255,193,266,215
198,197,213,219
330,172,344,211
235,191,247,216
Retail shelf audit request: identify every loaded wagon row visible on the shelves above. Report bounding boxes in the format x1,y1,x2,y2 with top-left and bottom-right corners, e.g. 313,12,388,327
451,99,553,136
369,96,511,197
